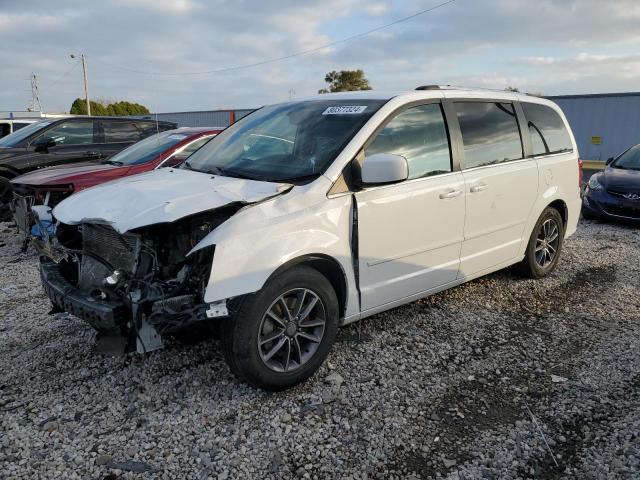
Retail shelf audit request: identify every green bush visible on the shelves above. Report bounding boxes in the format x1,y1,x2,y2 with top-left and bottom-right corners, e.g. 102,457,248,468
69,98,150,116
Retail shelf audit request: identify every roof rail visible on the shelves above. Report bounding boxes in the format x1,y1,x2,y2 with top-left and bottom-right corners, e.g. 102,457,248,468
415,84,526,95
415,85,443,90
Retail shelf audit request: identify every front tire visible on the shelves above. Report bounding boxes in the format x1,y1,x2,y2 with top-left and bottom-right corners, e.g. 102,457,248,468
518,207,565,279
221,265,339,390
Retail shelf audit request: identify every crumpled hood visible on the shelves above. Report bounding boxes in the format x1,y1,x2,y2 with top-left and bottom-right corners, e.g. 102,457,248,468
53,168,289,233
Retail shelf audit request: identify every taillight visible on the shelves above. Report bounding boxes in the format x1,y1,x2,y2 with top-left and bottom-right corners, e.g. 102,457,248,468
578,159,584,187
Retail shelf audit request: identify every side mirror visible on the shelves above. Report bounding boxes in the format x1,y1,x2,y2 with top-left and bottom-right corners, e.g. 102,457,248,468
33,136,56,152
359,153,408,186
606,156,615,165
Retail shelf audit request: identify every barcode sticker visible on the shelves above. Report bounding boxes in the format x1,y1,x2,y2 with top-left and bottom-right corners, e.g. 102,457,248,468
322,105,368,115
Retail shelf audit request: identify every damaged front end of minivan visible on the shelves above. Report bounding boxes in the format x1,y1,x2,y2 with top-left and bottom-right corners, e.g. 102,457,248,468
39,209,238,352
35,168,290,354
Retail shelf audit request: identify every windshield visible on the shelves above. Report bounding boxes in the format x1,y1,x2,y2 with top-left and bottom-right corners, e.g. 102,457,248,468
0,120,51,147
183,99,386,182
612,145,640,170
105,131,191,166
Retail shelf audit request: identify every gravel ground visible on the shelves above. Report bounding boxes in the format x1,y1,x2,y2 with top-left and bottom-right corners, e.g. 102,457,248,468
1,219,639,479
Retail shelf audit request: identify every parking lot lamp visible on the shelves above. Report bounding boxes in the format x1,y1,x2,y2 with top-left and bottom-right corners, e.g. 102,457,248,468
70,54,90,116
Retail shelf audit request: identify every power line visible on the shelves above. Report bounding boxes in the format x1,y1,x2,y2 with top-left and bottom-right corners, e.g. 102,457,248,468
44,60,80,89
97,0,455,77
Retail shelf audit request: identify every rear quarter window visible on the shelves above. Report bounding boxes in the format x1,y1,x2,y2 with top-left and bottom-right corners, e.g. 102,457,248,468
455,102,523,169
521,102,573,155
103,121,142,143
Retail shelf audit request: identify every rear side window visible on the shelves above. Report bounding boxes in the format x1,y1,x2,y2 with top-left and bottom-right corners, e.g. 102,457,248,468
365,103,451,179
41,120,96,145
522,103,573,155
103,121,142,143
12,122,31,131
137,122,173,136
456,102,523,169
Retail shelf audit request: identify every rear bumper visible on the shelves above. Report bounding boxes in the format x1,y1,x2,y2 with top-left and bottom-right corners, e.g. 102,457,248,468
40,262,129,333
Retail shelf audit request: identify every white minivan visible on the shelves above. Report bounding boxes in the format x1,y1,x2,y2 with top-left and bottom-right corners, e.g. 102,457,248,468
39,87,581,390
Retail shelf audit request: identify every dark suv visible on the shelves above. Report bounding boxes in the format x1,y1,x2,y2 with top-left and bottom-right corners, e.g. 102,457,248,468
0,116,176,219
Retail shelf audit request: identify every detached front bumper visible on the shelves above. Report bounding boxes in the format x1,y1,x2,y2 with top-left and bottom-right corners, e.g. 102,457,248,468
40,262,129,333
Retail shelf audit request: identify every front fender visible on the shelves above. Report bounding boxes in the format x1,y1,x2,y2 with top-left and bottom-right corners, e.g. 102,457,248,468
193,185,358,317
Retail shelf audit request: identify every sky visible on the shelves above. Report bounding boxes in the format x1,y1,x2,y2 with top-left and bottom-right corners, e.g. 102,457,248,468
2,0,640,113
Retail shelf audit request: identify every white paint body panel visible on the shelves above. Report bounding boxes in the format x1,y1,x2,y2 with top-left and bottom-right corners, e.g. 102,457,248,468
355,173,465,310
459,159,539,277
191,177,360,318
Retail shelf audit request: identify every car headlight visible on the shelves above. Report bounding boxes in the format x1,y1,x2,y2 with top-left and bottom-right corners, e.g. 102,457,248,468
588,176,604,191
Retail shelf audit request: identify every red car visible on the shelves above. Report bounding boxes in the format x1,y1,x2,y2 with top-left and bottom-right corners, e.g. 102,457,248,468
11,128,222,239
11,127,221,234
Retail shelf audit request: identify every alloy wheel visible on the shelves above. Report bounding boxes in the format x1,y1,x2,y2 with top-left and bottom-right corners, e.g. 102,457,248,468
535,218,560,268
258,288,326,373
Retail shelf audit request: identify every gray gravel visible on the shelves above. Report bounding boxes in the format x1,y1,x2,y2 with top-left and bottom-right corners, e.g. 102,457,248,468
1,219,639,479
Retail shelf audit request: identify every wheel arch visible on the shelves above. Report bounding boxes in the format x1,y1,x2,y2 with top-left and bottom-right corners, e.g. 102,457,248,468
267,254,349,319
548,199,568,227
0,166,20,180
519,197,570,258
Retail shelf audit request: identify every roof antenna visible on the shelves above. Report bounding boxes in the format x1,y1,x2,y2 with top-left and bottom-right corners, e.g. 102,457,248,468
149,62,160,136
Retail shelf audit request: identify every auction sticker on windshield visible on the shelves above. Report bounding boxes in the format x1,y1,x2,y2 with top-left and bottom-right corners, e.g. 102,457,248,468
322,106,368,115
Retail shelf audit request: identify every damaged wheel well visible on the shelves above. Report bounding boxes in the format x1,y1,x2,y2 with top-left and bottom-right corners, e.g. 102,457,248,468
270,255,348,318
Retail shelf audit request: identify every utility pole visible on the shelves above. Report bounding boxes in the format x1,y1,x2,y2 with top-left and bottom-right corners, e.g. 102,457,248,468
70,54,90,115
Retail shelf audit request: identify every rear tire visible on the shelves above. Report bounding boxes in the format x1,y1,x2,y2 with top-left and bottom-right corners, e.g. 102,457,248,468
221,265,339,391
518,207,565,279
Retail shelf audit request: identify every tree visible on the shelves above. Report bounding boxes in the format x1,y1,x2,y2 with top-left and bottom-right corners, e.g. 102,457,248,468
69,98,150,116
318,70,372,93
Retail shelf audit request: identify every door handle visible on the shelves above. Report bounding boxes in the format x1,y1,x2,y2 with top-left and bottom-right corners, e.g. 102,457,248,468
470,183,488,193
85,151,102,157
439,189,462,199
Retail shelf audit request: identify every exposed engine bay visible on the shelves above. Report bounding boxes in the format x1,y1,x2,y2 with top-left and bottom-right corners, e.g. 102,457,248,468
37,205,243,353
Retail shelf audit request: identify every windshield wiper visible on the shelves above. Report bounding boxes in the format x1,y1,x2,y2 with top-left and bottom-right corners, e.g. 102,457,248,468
271,173,318,183
208,166,259,181
182,160,210,174
102,159,124,166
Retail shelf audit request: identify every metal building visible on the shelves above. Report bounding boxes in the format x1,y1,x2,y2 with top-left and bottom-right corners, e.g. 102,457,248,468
130,109,254,129
548,92,640,163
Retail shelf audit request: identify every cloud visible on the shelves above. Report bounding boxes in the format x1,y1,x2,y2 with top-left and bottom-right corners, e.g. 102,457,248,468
112,0,198,13
1,0,640,113
364,3,388,15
